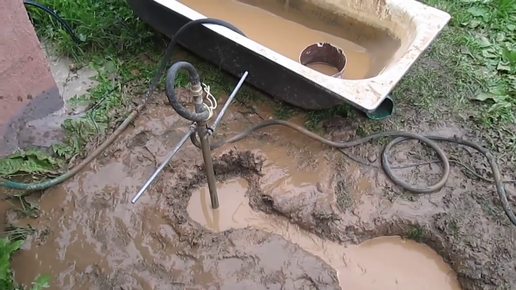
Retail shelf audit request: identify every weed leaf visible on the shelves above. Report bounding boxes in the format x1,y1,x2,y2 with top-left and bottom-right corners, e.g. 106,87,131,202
0,150,61,176
467,6,489,17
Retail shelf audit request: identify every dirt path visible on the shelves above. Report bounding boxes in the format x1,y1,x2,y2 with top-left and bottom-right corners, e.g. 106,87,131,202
4,90,516,290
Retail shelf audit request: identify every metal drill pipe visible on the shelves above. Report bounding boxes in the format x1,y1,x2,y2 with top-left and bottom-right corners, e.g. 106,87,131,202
131,126,196,204
197,122,219,209
208,71,249,135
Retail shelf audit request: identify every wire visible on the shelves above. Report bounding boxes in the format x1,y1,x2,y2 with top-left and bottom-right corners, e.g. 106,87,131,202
190,119,516,227
23,0,81,43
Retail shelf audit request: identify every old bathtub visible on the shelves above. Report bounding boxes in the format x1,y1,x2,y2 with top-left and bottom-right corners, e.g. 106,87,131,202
127,0,450,113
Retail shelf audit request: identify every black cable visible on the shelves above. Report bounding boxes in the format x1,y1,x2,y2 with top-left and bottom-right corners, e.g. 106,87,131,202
189,120,516,227
142,18,246,103
23,0,81,43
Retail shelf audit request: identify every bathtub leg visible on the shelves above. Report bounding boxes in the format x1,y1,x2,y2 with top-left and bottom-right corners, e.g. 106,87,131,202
365,95,394,120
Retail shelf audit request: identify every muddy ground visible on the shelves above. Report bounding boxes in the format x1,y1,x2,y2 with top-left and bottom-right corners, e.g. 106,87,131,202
3,89,516,290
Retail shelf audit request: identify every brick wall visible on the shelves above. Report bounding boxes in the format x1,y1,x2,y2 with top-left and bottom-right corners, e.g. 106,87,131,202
0,0,63,157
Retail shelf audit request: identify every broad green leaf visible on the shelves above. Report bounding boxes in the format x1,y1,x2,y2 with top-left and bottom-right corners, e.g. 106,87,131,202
477,36,491,48
497,61,511,72
489,101,512,112
473,91,508,103
31,274,51,290
7,240,23,255
0,262,9,280
468,19,482,28
502,47,516,64
481,48,498,59
467,6,489,17
473,92,497,101
0,150,60,176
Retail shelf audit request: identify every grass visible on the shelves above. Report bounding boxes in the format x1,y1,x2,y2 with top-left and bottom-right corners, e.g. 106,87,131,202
404,226,426,242
394,0,516,127
273,103,298,120
0,237,50,290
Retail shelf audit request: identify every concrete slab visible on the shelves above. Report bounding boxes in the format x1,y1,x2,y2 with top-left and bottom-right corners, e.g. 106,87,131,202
17,46,101,150
43,44,99,114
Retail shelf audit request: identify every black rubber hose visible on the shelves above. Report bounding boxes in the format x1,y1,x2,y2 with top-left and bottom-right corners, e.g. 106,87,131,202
190,119,516,226
162,18,246,121
165,61,210,122
144,18,245,103
23,0,81,43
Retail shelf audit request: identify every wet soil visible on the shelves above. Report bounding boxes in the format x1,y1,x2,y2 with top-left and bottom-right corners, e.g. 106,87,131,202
3,89,516,290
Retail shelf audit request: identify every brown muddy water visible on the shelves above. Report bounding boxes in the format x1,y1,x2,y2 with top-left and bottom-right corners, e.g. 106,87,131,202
188,178,461,290
2,93,464,289
179,0,400,79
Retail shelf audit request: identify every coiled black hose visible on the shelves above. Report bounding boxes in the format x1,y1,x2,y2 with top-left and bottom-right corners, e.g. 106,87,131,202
190,120,516,227
23,0,81,43
165,61,211,122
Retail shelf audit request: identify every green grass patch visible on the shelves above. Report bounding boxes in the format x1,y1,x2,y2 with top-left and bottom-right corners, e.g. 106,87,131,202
404,226,426,242
304,104,356,131
25,0,156,61
273,103,298,120
396,0,516,126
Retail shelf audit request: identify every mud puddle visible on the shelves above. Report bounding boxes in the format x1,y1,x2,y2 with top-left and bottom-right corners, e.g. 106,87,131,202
179,0,400,79
6,100,342,289
7,91,513,289
188,178,461,290
8,104,191,289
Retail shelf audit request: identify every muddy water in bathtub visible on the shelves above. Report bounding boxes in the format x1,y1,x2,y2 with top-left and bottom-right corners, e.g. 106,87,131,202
188,179,462,290
180,0,400,79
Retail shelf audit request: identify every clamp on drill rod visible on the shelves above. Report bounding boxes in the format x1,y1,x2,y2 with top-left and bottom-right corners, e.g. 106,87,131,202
131,61,248,208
